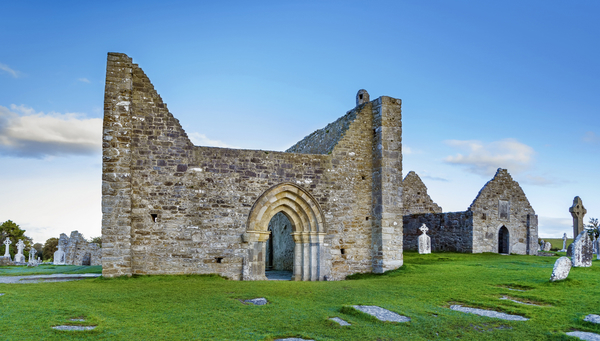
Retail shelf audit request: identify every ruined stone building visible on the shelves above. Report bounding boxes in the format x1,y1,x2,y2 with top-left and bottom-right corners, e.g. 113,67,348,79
58,231,102,266
102,53,403,280
403,169,538,255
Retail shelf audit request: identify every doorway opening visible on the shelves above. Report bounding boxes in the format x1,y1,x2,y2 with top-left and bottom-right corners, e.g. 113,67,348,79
498,226,510,254
265,212,294,280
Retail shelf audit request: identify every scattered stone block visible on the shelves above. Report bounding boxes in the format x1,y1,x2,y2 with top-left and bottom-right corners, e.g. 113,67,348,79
244,297,267,305
543,242,552,252
566,331,600,341
499,296,539,306
571,230,593,267
70,318,86,322
52,325,96,331
450,305,529,321
584,314,600,324
352,305,410,322
329,317,351,326
550,256,572,281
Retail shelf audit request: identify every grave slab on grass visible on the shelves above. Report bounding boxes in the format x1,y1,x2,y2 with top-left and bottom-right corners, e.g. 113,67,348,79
352,305,410,322
566,331,600,341
70,318,86,322
450,305,529,321
584,315,600,324
52,326,96,331
499,296,539,306
245,298,267,305
330,317,351,326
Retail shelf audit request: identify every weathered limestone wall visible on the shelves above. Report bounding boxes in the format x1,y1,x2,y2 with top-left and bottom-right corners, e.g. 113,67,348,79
469,168,538,255
63,231,102,266
402,171,442,215
403,212,474,252
102,53,404,280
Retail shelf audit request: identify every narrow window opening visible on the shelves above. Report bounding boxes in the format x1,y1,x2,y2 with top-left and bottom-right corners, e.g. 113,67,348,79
340,248,345,255
359,94,363,100
482,213,487,220
215,257,223,263
366,217,369,221
150,214,158,222
361,176,365,180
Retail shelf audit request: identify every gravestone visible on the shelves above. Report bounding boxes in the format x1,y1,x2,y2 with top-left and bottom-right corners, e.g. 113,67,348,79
14,240,25,263
53,244,66,265
571,230,593,267
418,224,431,254
560,233,568,252
569,196,587,239
550,256,572,281
543,242,552,252
2,238,11,260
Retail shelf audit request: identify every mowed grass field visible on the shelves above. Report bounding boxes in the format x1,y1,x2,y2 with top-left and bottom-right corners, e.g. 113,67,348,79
0,252,599,340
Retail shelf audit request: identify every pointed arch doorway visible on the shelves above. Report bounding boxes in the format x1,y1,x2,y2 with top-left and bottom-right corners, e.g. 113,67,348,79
242,183,327,281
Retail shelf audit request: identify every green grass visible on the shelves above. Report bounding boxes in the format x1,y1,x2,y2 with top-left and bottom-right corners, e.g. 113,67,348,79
0,264,102,276
1,252,599,340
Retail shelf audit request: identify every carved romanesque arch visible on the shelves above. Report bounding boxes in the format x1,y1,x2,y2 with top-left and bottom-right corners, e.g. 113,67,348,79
242,183,327,281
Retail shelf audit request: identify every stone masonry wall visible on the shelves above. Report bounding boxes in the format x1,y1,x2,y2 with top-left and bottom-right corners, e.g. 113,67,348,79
402,171,442,215
102,53,405,280
63,231,102,266
403,212,474,252
469,168,538,255
286,111,357,155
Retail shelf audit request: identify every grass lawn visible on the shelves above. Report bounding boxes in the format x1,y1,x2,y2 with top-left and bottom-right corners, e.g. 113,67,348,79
0,264,102,276
0,252,599,340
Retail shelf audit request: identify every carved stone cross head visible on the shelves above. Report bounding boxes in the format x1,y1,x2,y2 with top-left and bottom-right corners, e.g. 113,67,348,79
569,196,587,218
419,224,429,234
3,238,11,246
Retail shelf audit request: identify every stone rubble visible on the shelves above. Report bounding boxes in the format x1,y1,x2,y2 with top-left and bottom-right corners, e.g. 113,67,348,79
450,305,529,321
550,256,572,281
329,317,351,326
352,305,410,322
244,298,268,305
565,331,600,341
584,314,600,324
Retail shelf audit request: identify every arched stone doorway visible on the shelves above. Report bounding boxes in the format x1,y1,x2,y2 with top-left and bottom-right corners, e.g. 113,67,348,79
242,183,327,281
265,212,294,278
498,226,510,254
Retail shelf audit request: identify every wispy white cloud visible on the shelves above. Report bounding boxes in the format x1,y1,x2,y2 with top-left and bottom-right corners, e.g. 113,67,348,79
444,138,535,176
538,216,573,238
583,131,599,144
188,132,237,148
78,78,90,83
520,174,570,187
0,105,102,158
421,175,449,182
0,62,20,78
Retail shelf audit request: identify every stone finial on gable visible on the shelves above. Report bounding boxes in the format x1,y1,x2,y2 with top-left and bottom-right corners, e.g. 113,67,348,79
356,89,370,106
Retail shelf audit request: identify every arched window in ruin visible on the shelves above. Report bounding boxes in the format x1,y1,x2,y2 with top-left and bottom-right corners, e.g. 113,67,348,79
243,183,326,281
498,226,510,254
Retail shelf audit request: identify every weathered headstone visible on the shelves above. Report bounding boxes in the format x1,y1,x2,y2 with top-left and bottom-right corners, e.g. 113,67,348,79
418,224,431,254
560,233,568,252
543,242,552,252
14,240,25,263
569,196,587,239
550,256,572,281
53,244,66,265
571,230,593,267
2,238,11,260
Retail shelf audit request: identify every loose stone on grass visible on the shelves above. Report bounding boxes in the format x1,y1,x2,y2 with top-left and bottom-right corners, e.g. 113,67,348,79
352,305,410,322
70,318,86,322
550,256,572,281
52,326,96,331
244,297,268,305
565,331,600,341
450,305,529,321
584,315,600,324
330,317,351,326
499,296,540,306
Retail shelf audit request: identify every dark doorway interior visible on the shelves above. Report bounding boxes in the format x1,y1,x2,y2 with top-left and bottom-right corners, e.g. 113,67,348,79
498,226,510,254
265,212,294,280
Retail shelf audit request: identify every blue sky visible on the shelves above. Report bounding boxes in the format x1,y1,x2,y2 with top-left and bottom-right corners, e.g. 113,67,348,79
0,1,598,243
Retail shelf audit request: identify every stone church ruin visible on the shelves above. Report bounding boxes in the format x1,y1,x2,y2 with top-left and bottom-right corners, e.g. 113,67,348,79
101,53,538,280
403,169,538,255
102,53,403,280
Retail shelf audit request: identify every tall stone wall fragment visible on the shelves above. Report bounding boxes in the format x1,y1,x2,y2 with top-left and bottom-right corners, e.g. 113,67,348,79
402,171,442,215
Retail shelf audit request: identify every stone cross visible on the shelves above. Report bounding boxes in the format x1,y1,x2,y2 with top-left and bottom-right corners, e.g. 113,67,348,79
569,196,587,238
561,233,568,251
29,247,36,262
16,240,25,255
3,238,11,257
418,224,431,254
419,224,429,234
